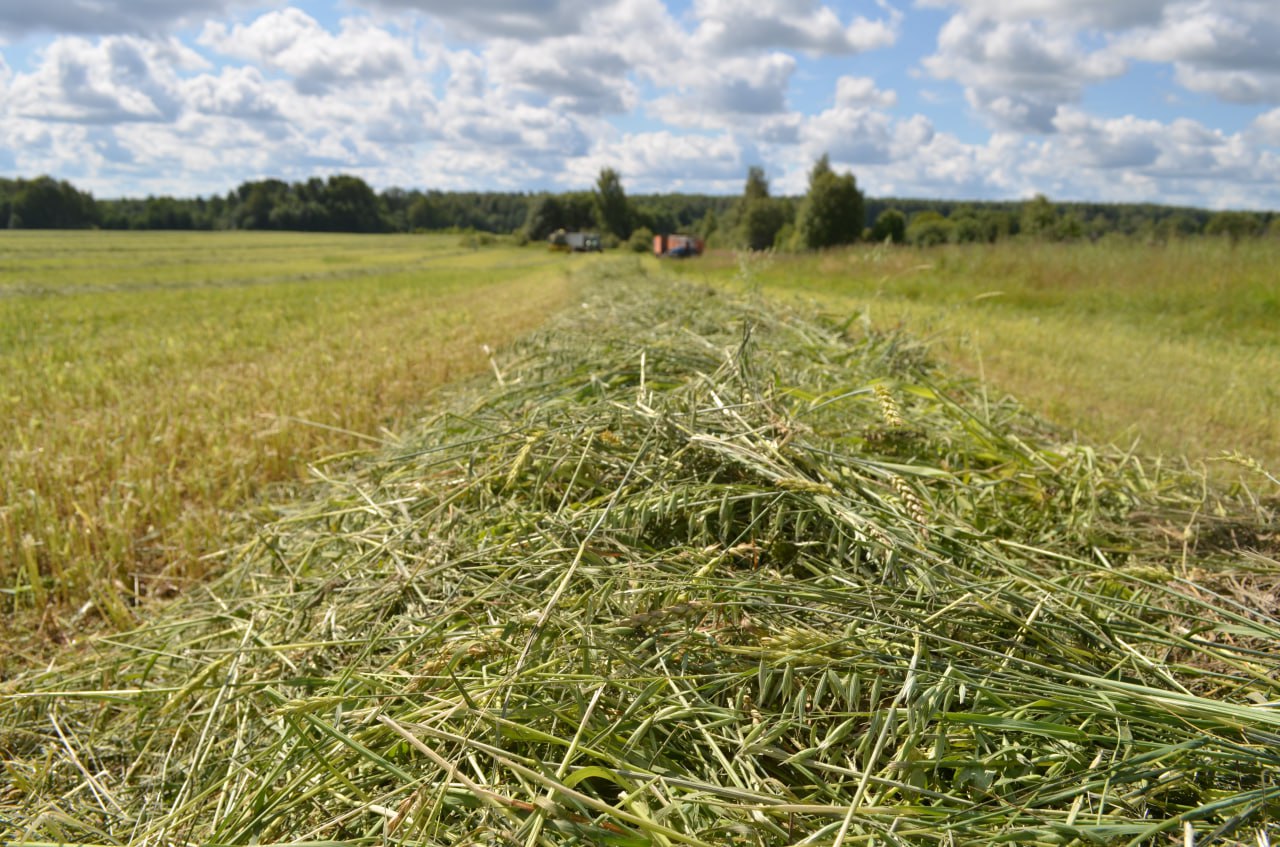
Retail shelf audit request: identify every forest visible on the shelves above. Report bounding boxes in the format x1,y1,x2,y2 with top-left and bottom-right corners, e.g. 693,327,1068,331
2,170,1276,247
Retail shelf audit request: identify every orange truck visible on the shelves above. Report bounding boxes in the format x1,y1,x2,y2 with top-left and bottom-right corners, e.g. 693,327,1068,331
653,233,704,258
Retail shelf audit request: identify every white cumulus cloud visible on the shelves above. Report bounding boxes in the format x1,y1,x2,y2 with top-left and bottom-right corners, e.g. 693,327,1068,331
4,35,206,124
568,130,746,192
916,0,1172,30
923,12,1125,131
360,0,599,40
0,0,248,37
835,76,897,109
690,0,897,56
199,10,418,95
1115,3,1280,104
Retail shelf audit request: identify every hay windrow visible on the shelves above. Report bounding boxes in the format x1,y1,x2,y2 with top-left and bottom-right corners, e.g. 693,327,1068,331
3,263,1278,846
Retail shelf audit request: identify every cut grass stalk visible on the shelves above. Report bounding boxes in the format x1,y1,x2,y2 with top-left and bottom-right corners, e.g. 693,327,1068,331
2,265,1277,845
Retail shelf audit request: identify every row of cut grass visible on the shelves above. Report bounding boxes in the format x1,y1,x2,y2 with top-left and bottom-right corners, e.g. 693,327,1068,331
664,239,1280,474
1,231,582,630
3,266,1275,844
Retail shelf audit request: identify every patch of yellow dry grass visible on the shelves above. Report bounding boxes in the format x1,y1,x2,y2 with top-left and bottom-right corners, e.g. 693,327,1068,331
1,231,577,626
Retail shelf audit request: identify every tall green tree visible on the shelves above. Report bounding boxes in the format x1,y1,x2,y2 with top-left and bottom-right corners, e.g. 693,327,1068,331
522,194,565,241
743,166,770,202
593,168,632,239
732,166,787,250
1020,194,1058,239
796,154,864,250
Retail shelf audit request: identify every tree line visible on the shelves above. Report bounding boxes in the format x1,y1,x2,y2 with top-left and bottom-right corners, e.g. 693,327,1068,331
3,171,1278,247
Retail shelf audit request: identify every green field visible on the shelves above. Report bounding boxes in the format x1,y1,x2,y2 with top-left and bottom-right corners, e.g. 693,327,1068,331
3,268,1276,844
1,231,581,627
668,239,1280,474
5,233,1277,635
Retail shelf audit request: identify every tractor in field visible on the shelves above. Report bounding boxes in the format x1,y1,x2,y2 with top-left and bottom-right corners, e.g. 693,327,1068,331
653,233,704,258
549,229,602,252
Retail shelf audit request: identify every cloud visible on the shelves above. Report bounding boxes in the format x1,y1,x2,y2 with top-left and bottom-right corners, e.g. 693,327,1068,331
360,0,598,40
568,130,746,191
199,10,417,95
467,1,684,116
3,35,205,124
1253,109,1280,146
0,0,245,37
926,1,1280,108
182,66,284,121
650,53,797,130
1051,109,1160,168
800,104,933,167
916,0,1172,29
835,76,897,109
690,0,896,56
3,0,1278,209
489,39,636,115
1115,3,1280,104
923,12,1124,131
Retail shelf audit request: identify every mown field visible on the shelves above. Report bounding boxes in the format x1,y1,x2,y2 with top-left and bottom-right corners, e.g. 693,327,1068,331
3,267,1276,845
0,231,580,632
668,239,1280,475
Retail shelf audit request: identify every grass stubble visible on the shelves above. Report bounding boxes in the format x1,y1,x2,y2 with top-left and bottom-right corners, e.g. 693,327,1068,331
2,262,1277,845
0,232,576,639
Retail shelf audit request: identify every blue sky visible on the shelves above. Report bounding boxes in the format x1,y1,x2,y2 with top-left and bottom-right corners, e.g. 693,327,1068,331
1,0,1278,208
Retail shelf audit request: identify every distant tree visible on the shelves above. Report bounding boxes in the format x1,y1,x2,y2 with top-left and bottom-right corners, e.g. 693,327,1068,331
773,222,797,252
951,211,987,244
1268,217,1280,239
521,194,563,241
1158,213,1200,240
322,175,386,232
739,198,788,251
697,208,719,243
979,210,1014,241
1054,212,1085,241
143,196,194,230
1084,213,1114,241
409,194,445,231
906,211,953,247
870,208,906,244
237,180,290,229
628,226,654,253
560,191,599,232
743,166,770,202
1020,194,1058,239
633,203,677,235
1205,211,1262,245
9,176,98,229
797,154,864,250
729,166,787,250
594,168,632,239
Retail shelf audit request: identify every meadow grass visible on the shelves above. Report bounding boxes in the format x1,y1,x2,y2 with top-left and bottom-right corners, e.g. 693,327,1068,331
1,231,580,628
666,238,1280,475
3,267,1275,845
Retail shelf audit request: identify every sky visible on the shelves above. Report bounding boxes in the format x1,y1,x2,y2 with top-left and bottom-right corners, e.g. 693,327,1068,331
1,0,1278,208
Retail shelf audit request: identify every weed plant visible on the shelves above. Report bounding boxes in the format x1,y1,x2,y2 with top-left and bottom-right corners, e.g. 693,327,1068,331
2,266,1276,844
